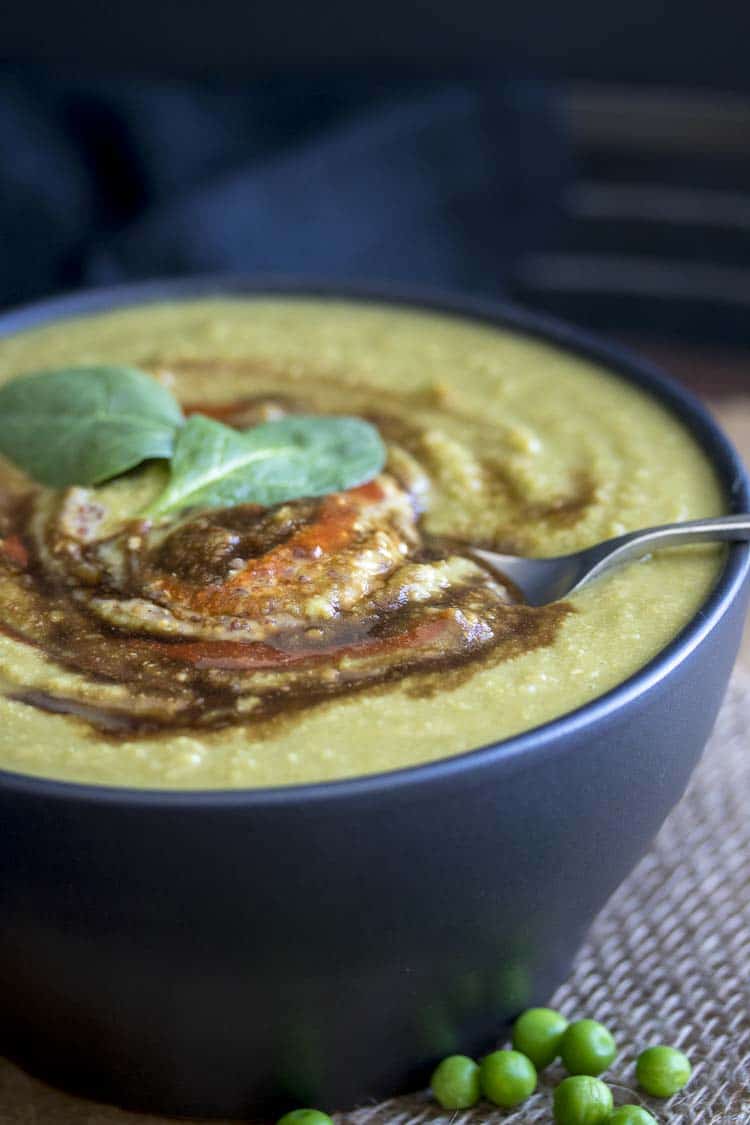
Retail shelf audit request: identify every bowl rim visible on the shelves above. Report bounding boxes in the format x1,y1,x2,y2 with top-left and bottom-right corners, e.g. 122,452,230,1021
0,274,747,807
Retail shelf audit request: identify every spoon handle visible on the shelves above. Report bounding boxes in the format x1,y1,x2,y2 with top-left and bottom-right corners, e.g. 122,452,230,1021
582,514,750,580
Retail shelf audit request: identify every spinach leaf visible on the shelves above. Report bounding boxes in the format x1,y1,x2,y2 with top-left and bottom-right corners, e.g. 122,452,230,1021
147,413,386,515
0,366,184,486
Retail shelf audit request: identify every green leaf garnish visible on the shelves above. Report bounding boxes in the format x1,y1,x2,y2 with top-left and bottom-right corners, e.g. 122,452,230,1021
146,413,386,516
0,365,385,511
0,366,184,486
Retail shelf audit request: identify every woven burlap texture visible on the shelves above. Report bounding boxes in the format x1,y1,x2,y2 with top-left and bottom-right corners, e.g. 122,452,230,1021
1,675,749,1125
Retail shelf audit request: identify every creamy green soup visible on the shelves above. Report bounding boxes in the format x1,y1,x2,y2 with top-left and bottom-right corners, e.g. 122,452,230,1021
0,298,723,788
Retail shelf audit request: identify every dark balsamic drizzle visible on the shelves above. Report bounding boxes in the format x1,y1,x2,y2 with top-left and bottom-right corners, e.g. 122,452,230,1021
0,369,592,741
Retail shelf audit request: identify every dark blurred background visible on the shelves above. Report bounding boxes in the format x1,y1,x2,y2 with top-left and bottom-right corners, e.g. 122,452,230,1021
1,1,748,370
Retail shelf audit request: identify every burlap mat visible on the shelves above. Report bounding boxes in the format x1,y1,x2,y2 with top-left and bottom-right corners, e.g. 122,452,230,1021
1,673,749,1125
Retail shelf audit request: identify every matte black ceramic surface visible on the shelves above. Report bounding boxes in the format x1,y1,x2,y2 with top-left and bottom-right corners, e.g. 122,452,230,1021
0,280,747,1118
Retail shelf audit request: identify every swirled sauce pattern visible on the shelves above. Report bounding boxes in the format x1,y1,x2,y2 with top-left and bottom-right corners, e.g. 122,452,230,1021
0,390,573,735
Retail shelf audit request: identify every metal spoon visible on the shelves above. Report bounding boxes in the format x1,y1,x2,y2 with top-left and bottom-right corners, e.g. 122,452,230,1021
470,514,750,606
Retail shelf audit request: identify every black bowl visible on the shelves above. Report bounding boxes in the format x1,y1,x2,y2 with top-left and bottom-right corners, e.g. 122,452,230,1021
0,279,747,1118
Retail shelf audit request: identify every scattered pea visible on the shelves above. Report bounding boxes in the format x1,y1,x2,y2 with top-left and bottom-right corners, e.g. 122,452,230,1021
512,1006,569,1069
608,1106,658,1125
430,1054,481,1109
276,1111,333,1125
479,1048,537,1107
636,1045,692,1097
561,1019,617,1076
553,1075,614,1125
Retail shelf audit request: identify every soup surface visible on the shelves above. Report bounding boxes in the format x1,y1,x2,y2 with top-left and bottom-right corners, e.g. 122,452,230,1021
0,298,723,788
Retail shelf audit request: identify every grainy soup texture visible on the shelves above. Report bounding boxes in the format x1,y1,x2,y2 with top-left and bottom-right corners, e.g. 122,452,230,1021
0,299,724,788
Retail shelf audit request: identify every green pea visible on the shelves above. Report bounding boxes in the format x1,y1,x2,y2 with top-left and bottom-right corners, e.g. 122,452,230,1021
553,1075,614,1125
608,1106,658,1125
479,1048,537,1107
636,1045,692,1097
430,1054,481,1109
277,1111,333,1125
512,1006,569,1069
560,1019,617,1076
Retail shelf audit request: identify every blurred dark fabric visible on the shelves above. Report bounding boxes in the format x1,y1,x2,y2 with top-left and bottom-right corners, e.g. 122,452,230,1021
0,72,567,307
3,1,750,90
